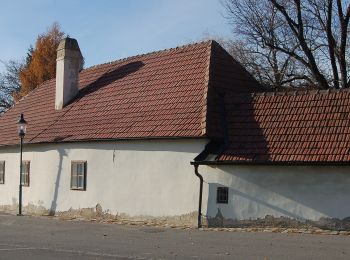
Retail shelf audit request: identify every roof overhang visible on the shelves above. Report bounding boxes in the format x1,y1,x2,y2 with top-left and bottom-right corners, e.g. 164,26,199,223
0,136,208,149
191,160,350,166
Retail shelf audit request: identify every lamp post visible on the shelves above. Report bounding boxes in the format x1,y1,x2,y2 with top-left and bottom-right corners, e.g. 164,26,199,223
17,113,27,216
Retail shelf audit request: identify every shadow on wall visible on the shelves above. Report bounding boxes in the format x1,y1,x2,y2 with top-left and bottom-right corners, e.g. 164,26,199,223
206,182,305,227
205,169,350,230
49,147,68,215
224,167,350,219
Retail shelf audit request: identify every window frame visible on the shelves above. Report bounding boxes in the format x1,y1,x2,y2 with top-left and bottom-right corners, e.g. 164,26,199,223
21,161,30,187
70,161,87,191
0,161,5,184
216,187,229,204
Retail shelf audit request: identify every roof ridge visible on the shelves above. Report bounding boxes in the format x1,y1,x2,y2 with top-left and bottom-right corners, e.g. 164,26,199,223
199,40,214,136
82,40,214,71
247,88,350,98
4,40,214,115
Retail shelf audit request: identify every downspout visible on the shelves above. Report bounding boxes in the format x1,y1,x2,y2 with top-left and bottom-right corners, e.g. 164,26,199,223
193,164,203,228
191,92,228,228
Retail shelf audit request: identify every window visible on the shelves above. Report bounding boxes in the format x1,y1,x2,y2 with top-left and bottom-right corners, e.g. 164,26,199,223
71,161,87,190
217,187,228,204
0,161,5,184
21,161,30,186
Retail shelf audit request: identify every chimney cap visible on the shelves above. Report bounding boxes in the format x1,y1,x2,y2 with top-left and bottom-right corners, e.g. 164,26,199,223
57,37,80,51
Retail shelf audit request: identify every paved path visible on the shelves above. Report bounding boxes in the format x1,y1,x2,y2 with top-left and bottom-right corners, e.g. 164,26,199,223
0,214,349,259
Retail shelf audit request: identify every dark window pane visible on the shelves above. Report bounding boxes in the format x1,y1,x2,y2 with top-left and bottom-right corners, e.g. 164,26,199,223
0,161,4,184
217,187,228,204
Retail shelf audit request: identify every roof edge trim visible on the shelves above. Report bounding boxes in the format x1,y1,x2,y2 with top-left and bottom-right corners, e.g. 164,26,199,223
83,40,214,72
191,160,350,166
0,136,208,148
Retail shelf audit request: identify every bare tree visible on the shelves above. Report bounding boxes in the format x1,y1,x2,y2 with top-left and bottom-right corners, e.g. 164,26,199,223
225,39,309,88
0,60,23,114
0,22,65,114
222,0,350,89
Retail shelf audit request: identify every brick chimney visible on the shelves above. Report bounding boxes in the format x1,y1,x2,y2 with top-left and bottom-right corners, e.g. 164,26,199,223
55,37,83,110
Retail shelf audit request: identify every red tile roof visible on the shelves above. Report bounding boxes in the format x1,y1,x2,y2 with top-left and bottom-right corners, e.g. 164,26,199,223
217,89,350,163
0,40,260,146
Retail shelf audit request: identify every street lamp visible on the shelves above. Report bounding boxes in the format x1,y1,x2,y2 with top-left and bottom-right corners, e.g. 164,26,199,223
17,113,27,216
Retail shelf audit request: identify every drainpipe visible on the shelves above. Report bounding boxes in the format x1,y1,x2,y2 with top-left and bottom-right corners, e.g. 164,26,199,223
193,164,203,228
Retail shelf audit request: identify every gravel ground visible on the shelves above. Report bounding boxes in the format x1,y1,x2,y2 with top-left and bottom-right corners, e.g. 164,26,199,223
0,213,349,260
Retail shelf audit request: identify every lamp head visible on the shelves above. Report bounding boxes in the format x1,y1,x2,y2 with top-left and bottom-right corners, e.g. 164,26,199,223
17,114,27,137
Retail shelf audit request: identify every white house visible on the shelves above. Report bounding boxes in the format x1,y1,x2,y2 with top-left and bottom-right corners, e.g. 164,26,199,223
0,38,350,229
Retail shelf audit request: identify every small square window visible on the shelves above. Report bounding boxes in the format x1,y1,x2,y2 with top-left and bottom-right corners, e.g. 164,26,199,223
217,187,228,204
21,161,30,187
71,161,87,190
0,161,5,184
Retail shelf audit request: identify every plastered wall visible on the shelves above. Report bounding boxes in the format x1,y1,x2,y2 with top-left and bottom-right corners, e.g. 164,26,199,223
0,139,206,218
201,164,350,221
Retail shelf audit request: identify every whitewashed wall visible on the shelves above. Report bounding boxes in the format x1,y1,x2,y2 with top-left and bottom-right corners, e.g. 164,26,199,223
200,165,350,221
0,139,207,217
2,140,350,223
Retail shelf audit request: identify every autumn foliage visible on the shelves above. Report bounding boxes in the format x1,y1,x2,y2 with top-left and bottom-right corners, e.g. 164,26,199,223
15,23,64,100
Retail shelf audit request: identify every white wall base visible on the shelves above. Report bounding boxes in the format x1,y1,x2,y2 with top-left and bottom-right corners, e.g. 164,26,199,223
201,165,350,222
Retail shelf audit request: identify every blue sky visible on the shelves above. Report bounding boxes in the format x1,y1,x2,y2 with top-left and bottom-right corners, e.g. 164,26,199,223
0,0,232,72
